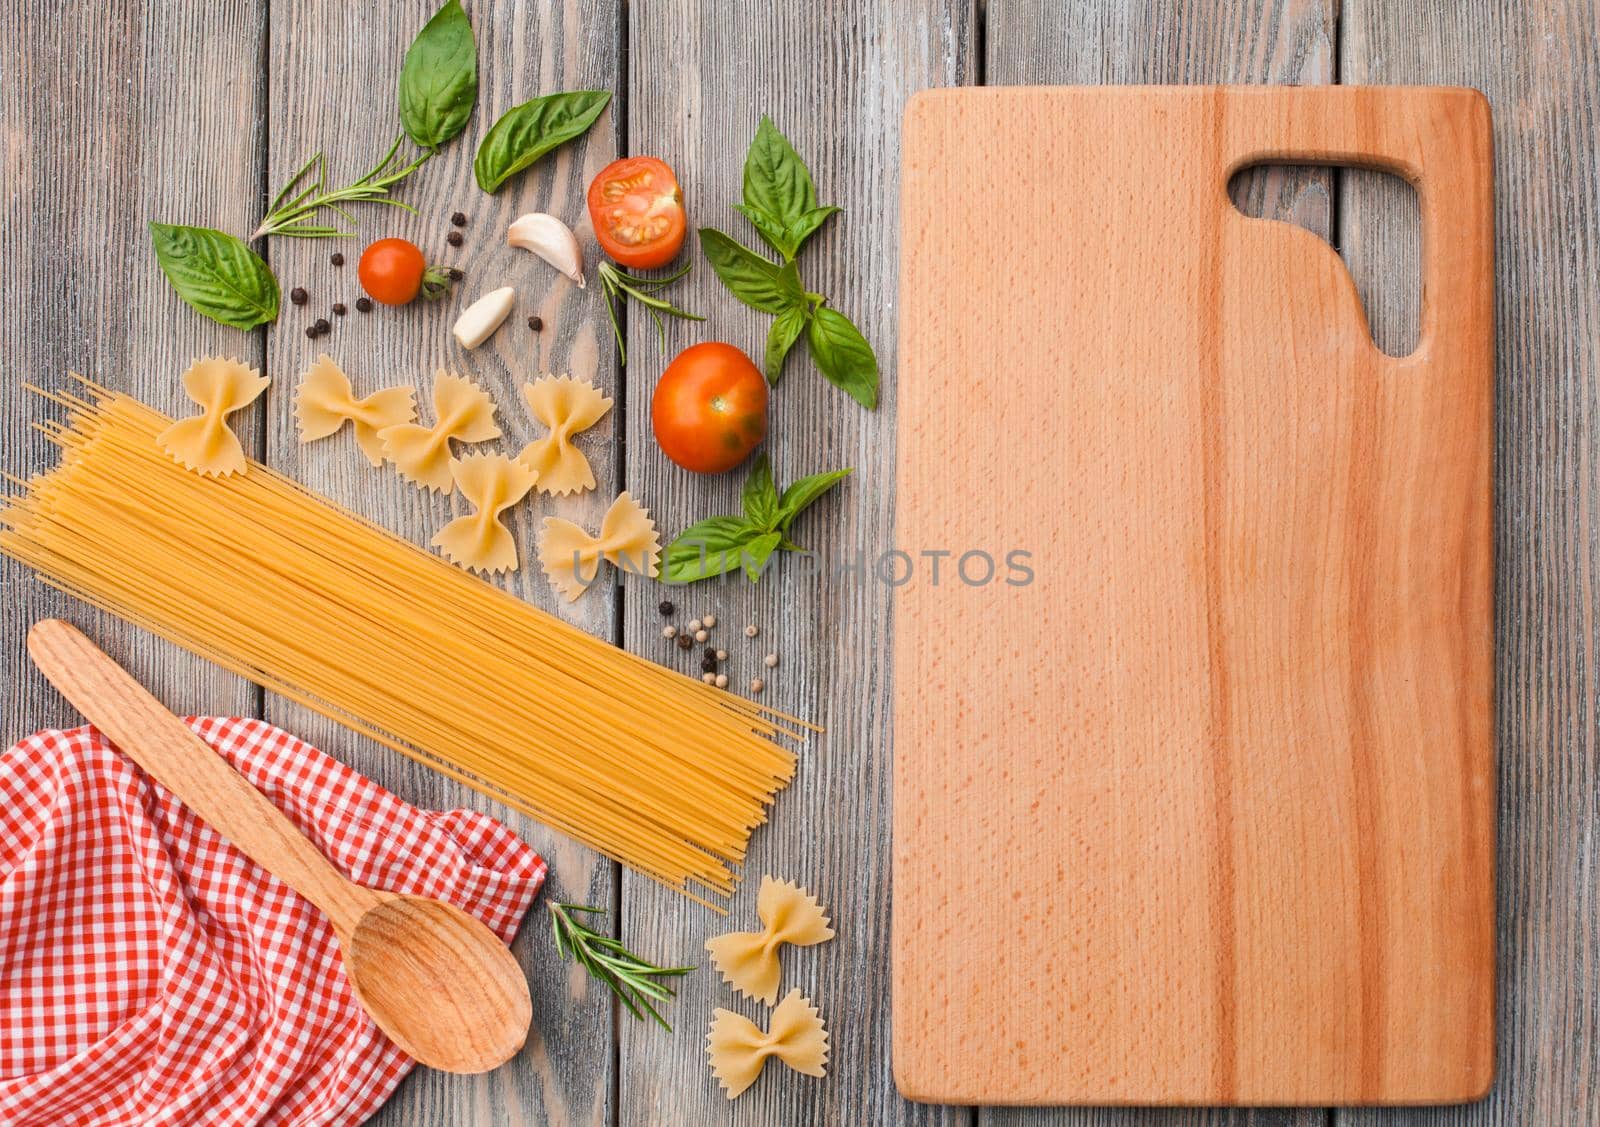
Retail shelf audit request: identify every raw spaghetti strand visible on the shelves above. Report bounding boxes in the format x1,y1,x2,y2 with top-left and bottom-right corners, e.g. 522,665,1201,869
0,381,802,905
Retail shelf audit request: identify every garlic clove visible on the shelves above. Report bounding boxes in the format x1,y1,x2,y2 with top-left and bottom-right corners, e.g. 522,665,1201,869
507,212,585,289
452,287,516,350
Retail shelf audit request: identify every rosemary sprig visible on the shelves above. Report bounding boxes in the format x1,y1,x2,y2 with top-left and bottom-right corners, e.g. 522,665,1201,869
597,261,705,363
549,902,692,1030
254,135,431,240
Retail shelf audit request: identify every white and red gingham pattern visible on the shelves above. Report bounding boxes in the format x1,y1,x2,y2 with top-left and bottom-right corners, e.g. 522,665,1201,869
0,716,546,1126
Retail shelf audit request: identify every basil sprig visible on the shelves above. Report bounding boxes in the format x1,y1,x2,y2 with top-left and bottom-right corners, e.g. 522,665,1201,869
398,0,478,151
149,223,280,331
474,91,611,193
698,117,879,408
664,454,851,584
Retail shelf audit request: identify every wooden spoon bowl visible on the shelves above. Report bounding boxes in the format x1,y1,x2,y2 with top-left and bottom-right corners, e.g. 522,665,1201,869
343,895,532,1073
27,619,533,1074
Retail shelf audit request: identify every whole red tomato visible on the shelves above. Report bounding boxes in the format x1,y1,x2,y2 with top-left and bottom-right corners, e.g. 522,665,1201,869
587,156,687,269
358,238,449,305
651,342,767,474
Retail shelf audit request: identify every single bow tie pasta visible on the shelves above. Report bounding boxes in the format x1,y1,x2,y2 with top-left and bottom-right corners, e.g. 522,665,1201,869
538,491,661,602
517,374,613,496
706,989,830,1100
294,355,416,466
378,372,501,494
432,453,539,574
705,876,835,1004
157,357,269,476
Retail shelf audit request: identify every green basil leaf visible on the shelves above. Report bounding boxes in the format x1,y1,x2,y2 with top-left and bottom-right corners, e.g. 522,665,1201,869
733,202,840,262
664,516,760,584
738,116,831,260
697,229,804,314
788,204,840,249
764,305,809,385
148,223,279,330
777,467,852,532
474,90,610,193
730,204,790,262
398,0,478,150
806,306,878,409
741,531,783,583
741,453,780,529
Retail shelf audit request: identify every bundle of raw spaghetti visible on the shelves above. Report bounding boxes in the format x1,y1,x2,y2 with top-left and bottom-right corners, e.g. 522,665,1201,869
1,381,803,906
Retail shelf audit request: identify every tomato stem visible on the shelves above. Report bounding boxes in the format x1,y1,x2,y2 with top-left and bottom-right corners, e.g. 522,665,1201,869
419,264,455,302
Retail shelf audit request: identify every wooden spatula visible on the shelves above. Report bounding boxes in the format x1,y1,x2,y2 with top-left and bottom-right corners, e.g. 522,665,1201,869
27,618,533,1075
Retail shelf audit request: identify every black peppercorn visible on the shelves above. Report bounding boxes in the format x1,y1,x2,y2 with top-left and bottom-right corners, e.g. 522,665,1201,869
527,315,543,332
658,600,674,615
704,646,718,660
451,211,467,227
354,297,373,313
676,634,693,651
313,318,331,334
290,286,308,306
701,655,718,673
331,303,347,316
446,230,464,248
447,266,464,281
330,252,345,266
304,325,318,338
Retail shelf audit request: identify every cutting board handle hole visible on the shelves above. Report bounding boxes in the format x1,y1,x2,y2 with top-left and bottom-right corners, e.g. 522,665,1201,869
1228,164,1421,358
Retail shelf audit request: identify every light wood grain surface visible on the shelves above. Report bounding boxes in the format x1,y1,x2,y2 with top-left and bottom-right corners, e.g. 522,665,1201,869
897,84,1494,1106
0,1,1595,1123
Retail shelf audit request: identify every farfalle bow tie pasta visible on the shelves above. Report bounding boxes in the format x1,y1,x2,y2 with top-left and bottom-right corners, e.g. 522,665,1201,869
293,355,416,466
705,876,834,1004
432,453,539,574
378,372,501,493
706,989,830,1100
517,374,613,496
538,491,661,601
156,357,269,477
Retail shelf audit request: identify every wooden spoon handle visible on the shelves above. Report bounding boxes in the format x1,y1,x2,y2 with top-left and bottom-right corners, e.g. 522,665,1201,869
27,619,384,935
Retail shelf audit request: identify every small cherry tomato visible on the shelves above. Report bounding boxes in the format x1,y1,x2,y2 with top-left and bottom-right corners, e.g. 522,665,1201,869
587,156,687,269
357,238,450,305
651,342,767,474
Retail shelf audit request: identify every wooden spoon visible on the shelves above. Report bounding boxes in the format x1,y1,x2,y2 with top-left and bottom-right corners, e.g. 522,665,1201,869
27,619,533,1074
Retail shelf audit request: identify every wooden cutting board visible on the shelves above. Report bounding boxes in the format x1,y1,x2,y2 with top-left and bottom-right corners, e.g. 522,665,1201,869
893,86,1495,1106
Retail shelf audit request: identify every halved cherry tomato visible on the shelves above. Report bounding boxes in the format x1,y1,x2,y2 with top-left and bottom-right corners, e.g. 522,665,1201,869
587,156,687,269
651,342,767,474
358,238,449,305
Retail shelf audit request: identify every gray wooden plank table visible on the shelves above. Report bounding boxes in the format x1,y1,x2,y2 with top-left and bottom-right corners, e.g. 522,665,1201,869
0,2,1594,1124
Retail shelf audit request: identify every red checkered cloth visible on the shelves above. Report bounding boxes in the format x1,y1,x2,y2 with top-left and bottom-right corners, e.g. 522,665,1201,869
0,716,546,1126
